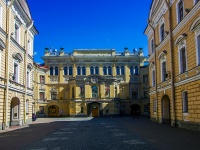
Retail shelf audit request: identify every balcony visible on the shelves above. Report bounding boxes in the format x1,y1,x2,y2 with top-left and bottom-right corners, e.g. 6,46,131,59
129,75,139,83
49,76,58,83
157,80,171,91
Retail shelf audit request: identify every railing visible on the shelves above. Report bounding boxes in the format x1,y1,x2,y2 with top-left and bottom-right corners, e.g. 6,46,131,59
157,79,171,89
49,76,58,82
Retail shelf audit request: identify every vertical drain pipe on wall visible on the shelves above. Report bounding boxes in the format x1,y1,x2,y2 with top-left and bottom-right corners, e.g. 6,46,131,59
4,0,15,129
165,0,176,126
24,21,33,124
148,21,159,121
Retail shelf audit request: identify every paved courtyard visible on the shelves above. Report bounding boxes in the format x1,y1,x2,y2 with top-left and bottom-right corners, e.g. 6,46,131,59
0,117,200,150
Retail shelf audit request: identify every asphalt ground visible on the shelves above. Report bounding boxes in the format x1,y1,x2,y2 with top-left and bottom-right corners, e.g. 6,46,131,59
0,117,199,150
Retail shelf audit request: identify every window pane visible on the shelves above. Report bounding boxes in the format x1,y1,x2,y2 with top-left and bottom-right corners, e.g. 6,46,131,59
69,67,73,75
116,66,120,75
161,24,165,41
95,66,99,74
130,66,133,75
50,67,53,75
77,66,81,75
55,67,58,75
108,66,112,75
103,66,107,75
181,48,186,72
179,1,183,22
64,67,68,75
90,66,94,74
121,66,124,75
135,66,138,75
183,92,188,113
92,86,98,98
197,35,200,65
82,66,86,75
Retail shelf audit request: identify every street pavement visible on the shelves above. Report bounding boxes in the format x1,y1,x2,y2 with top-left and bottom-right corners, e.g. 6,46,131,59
0,117,199,150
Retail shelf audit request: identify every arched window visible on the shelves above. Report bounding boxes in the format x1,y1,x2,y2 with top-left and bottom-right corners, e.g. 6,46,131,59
121,66,124,75
108,66,112,75
130,66,134,75
135,66,138,75
69,67,73,75
103,66,107,75
161,61,167,81
77,66,81,75
90,66,94,74
95,66,99,74
64,67,68,75
182,91,188,113
55,67,58,75
92,86,98,98
152,70,155,87
116,66,120,75
50,67,53,75
82,66,86,75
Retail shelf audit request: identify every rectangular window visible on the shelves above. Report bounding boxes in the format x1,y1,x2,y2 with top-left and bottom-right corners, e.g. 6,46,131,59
51,92,57,100
132,91,138,99
15,24,20,43
40,92,45,100
197,35,200,65
178,1,184,22
14,63,19,82
162,61,167,81
183,92,188,113
40,75,45,84
13,105,19,119
152,70,155,87
143,74,148,83
160,24,165,41
180,47,187,73
143,91,148,99
27,71,30,87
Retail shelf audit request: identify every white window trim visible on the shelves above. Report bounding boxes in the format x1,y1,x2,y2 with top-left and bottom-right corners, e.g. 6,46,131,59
160,56,166,82
14,61,20,83
178,40,188,74
176,0,184,24
195,29,200,66
27,70,30,88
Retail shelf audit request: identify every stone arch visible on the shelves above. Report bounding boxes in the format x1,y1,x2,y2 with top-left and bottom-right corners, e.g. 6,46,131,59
161,95,171,124
48,105,59,117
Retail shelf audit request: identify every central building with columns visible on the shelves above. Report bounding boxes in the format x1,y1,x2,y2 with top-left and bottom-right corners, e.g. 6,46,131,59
34,48,149,117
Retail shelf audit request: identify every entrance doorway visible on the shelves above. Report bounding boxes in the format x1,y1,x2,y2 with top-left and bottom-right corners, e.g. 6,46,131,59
130,104,140,117
92,106,99,117
10,97,20,126
162,95,170,124
48,105,59,117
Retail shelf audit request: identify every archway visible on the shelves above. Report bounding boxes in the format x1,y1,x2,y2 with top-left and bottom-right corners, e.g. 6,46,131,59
10,97,20,126
48,105,59,117
130,104,141,116
162,95,170,124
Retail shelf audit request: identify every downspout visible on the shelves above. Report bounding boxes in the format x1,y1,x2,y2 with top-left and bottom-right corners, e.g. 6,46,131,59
4,0,15,129
165,0,176,126
24,21,33,124
148,20,159,121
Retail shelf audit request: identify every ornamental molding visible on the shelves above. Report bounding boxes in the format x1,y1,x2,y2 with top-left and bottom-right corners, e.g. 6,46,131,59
190,16,200,32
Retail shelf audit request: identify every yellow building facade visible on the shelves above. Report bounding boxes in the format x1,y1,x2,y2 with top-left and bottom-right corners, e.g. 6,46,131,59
145,0,200,129
34,48,149,117
0,0,38,130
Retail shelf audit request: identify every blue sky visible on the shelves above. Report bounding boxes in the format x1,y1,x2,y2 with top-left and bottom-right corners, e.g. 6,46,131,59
27,0,152,63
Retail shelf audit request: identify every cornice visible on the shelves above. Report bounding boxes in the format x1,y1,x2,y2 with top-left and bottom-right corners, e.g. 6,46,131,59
174,73,200,87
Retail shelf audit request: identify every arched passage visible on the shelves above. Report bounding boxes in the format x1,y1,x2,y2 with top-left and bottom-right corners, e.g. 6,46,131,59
162,95,171,124
130,104,141,116
48,105,59,117
10,97,20,126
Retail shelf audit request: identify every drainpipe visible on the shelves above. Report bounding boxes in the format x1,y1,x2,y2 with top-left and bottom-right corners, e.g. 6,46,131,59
148,20,159,121
4,0,15,129
165,0,176,126
24,21,33,124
